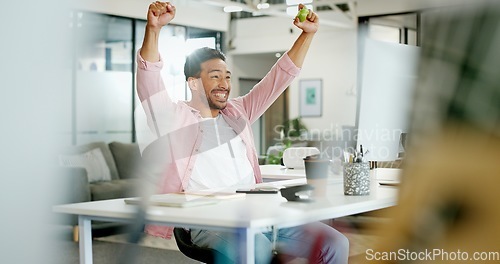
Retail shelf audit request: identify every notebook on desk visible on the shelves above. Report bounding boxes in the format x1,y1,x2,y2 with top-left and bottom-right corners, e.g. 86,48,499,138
124,193,220,208
179,190,246,200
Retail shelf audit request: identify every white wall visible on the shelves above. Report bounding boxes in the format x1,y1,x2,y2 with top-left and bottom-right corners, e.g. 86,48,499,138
295,28,358,132
357,0,478,16
230,16,301,55
74,0,230,32
230,15,359,135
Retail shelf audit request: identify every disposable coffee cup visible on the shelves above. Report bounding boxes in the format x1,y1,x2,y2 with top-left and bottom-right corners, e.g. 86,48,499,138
304,155,329,197
343,162,370,195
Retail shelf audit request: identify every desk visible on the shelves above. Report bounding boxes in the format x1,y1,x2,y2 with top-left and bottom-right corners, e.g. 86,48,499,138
53,178,397,264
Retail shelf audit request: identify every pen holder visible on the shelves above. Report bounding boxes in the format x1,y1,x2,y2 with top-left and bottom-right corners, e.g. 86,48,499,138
343,162,370,195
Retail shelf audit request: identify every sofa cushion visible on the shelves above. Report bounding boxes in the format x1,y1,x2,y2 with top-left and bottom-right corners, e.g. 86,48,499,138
59,148,112,182
60,142,119,181
108,142,141,179
90,179,141,201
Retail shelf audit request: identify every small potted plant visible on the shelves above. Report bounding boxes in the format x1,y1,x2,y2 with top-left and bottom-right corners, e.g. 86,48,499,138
266,118,308,165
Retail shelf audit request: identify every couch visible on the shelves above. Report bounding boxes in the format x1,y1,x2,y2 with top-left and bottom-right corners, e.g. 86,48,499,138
56,141,142,240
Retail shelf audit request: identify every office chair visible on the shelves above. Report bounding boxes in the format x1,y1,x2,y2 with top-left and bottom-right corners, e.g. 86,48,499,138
173,227,231,264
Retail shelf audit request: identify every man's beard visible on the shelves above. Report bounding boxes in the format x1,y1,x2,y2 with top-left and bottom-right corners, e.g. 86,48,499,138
207,96,226,110
204,91,227,110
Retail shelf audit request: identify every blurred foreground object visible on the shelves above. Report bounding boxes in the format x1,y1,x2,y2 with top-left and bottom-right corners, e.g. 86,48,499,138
368,1,500,262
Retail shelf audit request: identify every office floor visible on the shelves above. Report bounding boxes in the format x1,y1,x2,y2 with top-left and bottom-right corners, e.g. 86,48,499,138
56,235,378,264
55,239,198,264
51,225,195,264
54,216,383,263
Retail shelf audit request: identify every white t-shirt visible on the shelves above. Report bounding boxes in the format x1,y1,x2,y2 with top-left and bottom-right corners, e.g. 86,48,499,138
187,115,255,191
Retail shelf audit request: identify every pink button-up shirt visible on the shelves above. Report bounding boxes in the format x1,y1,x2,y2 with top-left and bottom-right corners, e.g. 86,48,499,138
136,51,300,238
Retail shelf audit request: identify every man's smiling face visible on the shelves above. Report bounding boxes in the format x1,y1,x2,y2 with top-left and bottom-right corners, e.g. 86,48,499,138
198,58,231,111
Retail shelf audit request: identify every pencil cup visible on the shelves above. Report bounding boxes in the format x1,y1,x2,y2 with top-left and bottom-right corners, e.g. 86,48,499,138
343,162,370,195
304,155,329,197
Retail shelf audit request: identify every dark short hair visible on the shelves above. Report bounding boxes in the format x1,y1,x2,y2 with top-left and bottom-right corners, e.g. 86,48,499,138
184,47,226,81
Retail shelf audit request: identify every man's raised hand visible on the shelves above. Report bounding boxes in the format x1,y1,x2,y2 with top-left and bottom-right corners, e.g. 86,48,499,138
147,1,176,30
293,3,319,34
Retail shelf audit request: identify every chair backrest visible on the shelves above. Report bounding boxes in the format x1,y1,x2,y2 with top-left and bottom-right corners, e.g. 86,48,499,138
173,228,231,264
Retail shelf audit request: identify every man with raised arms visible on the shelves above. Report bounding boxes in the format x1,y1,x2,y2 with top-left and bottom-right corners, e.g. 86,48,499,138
136,2,349,263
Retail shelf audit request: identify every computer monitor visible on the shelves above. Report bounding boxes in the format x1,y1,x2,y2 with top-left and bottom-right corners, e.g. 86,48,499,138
355,38,420,161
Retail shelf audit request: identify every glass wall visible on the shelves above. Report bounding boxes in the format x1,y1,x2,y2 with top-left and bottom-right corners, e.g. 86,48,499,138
67,12,221,146
74,13,133,145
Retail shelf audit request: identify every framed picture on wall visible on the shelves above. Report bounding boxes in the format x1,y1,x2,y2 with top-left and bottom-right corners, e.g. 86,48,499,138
299,79,322,117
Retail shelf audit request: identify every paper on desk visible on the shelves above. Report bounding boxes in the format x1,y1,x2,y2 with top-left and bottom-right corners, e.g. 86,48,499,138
124,193,220,208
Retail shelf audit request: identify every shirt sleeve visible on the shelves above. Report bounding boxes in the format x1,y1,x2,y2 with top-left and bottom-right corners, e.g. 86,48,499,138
135,50,176,144
136,50,168,103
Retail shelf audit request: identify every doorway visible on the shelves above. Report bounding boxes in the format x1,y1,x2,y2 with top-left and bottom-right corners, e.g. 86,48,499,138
239,78,289,156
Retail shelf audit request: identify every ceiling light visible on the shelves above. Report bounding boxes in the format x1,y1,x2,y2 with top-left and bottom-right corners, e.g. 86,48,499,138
257,3,270,9
286,5,313,17
275,53,282,58
286,0,313,5
224,6,243,13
